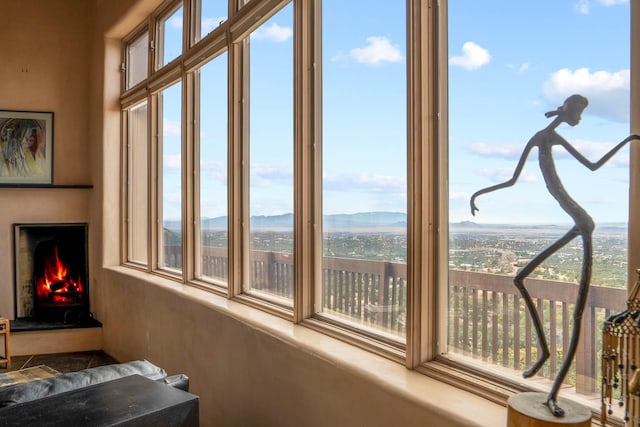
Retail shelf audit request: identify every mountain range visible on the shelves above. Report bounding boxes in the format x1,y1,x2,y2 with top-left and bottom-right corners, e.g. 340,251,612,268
166,213,626,235
196,211,407,231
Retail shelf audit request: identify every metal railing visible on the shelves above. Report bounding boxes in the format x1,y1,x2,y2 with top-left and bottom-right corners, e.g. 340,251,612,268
173,245,627,393
448,270,625,393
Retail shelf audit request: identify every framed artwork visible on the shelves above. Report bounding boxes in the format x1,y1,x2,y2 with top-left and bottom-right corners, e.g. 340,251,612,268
0,110,53,185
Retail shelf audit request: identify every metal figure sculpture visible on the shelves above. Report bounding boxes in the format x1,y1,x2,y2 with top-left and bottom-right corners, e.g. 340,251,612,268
470,94,640,417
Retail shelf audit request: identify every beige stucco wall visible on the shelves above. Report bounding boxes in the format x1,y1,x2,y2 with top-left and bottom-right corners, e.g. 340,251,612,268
0,0,91,319
98,267,506,427
0,1,506,426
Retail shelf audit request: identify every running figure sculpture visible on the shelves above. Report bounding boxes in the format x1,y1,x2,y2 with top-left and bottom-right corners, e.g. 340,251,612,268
470,94,640,417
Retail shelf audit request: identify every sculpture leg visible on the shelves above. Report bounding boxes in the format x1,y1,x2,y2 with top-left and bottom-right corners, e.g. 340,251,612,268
513,274,549,378
546,231,593,417
515,227,580,379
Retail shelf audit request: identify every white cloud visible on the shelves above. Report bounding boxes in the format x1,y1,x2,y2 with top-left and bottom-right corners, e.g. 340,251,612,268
324,172,405,193
471,138,629,168
575,0,628,14
470,143,524,160
201,159,225,170
251,23,292,42
164,154,181,170
476,167,538,184
575,0,591,13
600,0,628,4
518,63,530,73
200,159,227,181
507,63,529,73
450,191,470,201
250,164,293,187
449,42,491,71
553,138,630,167
543,67,630,122
163,119,181,137
348,36,403,66
168,15,183,30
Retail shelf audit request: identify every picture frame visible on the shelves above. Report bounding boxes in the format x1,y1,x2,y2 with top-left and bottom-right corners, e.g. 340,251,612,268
0,110,53,185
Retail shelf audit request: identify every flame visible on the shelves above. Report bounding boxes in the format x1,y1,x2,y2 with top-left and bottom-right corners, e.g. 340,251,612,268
35,244,84,304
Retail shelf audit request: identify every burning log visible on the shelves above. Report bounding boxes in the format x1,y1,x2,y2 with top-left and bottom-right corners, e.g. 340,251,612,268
49,281,67,292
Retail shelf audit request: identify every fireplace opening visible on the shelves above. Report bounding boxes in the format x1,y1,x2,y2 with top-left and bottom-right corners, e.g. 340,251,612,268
14,223,93,324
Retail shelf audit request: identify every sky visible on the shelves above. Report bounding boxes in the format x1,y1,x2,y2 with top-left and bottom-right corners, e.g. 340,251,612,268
448,0,631,225
159,0,633,227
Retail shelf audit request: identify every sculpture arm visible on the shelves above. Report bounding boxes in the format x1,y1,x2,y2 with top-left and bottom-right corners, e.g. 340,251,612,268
561,134,640,171
470,142,535,216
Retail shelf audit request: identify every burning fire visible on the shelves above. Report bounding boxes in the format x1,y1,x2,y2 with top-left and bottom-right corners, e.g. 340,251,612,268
35,244,84,304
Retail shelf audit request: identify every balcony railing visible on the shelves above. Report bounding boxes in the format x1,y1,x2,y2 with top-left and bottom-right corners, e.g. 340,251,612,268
173,245,627,394
449,270,625,393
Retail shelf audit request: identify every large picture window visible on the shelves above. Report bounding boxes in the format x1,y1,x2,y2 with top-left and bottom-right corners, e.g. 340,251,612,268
192,0,227,44
121,0,639,420
196,52,229,285
158,81,183,273
125,31,148,90
126,101,149,265
318,0,407,342
157,3,183,69
245,3,294,304
446,0,631,410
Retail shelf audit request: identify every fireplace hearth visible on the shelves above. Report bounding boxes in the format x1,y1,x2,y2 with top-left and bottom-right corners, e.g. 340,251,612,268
14,223,93,324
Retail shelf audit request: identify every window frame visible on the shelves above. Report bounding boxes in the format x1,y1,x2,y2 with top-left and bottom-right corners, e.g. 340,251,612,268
240,3,295,307
155,78,185,276
123,100,151,267
421,0,640,412
192,51,230,287
154,0,185,71
119,0,640,417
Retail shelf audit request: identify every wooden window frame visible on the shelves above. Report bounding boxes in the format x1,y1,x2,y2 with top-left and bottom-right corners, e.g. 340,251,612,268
119,0,640,418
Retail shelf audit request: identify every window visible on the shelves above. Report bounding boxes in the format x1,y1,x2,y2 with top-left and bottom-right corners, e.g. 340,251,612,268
125,31,148,89
126,101,149,265
245,3,294,304
121,0,639,419
318,0,407,342
196,53,229,285
192,0,227,44
157,4,183,69
158,81,183,273
446,0,631,411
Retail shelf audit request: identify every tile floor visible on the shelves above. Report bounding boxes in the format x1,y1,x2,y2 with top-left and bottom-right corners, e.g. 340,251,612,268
0,351,118,375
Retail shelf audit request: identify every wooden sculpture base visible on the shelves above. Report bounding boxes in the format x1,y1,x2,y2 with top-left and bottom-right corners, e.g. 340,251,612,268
507,392,591,427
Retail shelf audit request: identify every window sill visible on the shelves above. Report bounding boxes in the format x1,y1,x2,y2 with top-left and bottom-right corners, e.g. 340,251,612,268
107,266,508,426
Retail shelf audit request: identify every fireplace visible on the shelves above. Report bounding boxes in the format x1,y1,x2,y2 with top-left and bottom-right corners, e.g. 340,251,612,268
14,223,90,323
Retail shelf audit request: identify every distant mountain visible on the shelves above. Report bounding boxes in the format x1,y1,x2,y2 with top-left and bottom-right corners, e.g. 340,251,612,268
198,213,295,230
198,212,407,231
450,221,567,232
323,212,406,229
200,216,227,229
251,213,294,228
177,215,626,235
449,220,627,236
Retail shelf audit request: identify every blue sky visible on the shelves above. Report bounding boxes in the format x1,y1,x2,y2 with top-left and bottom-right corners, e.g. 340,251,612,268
449,0,631,225
160,0,632,227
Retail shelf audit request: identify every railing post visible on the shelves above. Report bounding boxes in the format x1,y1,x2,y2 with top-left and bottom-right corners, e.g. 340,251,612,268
575,304,597,393
267,251,276,292
379,264,389,328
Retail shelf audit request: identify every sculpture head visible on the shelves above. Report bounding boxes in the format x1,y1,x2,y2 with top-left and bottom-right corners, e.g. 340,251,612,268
545,94,589,126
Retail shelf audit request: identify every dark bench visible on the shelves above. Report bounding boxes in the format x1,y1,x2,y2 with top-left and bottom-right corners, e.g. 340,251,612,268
0,360,198,426
0,374,198,426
